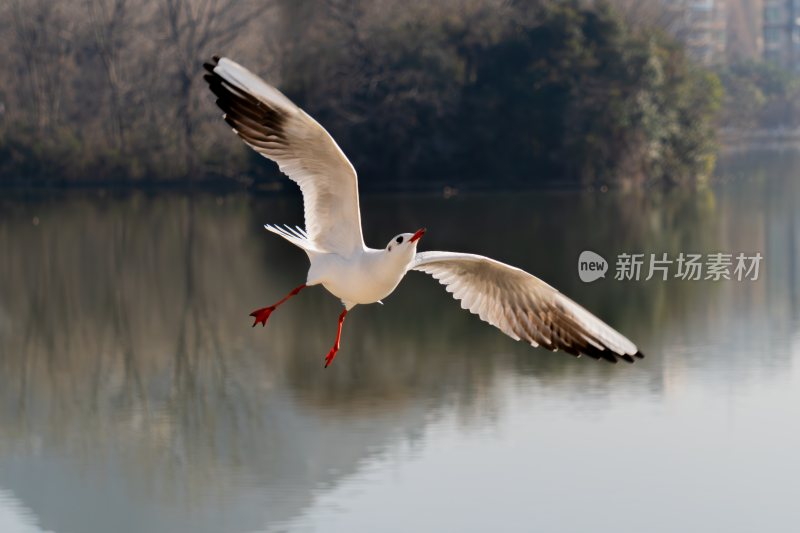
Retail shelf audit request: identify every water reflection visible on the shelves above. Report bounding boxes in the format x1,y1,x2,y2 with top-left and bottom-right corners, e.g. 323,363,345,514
0,151,798,532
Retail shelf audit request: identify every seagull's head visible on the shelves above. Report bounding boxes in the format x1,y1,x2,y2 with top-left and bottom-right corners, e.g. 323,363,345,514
386,228,426,255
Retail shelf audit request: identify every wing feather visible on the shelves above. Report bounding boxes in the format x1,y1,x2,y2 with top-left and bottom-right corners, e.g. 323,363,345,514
204,56,364,256
413,251,643,363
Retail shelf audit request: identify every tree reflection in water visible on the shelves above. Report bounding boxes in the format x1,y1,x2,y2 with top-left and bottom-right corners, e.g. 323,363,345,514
0,152,797,532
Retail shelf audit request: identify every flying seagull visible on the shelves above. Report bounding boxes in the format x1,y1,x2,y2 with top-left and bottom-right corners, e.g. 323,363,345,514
203,56,644,367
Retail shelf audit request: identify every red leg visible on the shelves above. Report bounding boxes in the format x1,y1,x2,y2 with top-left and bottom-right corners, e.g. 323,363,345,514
324,309,348,368
250,283,307,327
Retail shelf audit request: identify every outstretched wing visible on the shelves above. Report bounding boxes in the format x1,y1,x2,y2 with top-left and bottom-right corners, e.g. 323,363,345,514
204,56,365,256
412,251,643,363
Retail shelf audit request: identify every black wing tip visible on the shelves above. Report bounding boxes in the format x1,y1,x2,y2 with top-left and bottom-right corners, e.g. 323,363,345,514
614,350,645,364
554,346,644,364
202,59,290,148
537,341,641,364
203,55,221,73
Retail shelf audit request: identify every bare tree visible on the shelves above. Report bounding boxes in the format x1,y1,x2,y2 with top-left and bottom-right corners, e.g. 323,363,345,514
85,0,132,149
8,0,76,132
159,0,262,175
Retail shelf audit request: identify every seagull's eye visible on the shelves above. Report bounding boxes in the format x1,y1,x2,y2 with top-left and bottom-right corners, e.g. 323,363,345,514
396,236,403,244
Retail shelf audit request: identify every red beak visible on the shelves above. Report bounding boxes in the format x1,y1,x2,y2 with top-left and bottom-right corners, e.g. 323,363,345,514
410,228,426,243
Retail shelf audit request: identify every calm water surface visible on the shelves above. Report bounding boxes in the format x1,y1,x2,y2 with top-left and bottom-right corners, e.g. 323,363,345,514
0,151,799,532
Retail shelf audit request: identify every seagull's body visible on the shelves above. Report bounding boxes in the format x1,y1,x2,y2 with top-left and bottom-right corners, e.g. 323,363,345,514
278,229,417,308
204,56,644,366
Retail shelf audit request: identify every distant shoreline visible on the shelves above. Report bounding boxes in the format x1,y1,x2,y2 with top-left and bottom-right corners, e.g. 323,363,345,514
719,128,800,153
2,145,796,196
0,176,620,197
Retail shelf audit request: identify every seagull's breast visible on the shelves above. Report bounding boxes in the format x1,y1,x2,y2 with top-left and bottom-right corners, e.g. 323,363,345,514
308,250,411,306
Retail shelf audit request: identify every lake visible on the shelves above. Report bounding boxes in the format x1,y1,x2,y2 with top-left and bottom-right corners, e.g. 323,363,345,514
0,150,798,532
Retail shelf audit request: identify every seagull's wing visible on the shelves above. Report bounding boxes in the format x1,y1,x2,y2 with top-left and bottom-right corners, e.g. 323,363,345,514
204,56,364,256
412,251,643,363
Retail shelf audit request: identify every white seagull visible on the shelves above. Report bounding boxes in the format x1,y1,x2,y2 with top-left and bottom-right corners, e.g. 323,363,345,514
203,56,644,367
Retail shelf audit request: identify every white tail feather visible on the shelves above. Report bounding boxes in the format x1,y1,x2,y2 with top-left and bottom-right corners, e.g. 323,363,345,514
264,224,321,256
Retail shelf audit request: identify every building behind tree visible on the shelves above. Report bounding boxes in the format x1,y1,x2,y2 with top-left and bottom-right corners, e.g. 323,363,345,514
662,0,729,65
763,0,800,71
